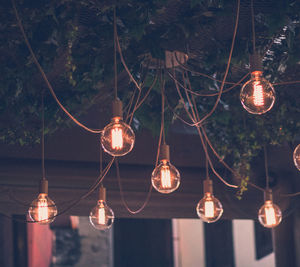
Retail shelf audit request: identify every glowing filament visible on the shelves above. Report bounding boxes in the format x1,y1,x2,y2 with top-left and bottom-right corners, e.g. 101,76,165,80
161,166,171,188
253,81,264,106
37,199,49,222
204,200,214,218
265,205,276,226
111,128,123,149
98,207,106,225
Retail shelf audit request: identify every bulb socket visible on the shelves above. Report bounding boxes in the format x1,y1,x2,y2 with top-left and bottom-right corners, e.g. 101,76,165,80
249,53,263,73
112,98,123,119
203,179,213,194
264,189,273,202
159,144,170,161
39,179,48,194
99,186,106,202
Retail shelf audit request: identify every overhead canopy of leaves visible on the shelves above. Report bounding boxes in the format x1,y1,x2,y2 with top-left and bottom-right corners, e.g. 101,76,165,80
0,0,300,171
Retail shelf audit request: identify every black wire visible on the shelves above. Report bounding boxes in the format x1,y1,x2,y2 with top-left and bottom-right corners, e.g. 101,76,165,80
264,145,270,190
160,66,166,144
113,6,118,100
41,93,46,180
251,0,256,52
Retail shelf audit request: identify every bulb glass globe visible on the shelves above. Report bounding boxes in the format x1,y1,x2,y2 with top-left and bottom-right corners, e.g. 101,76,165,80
258,200,282,228
101,118,135,156
28,193,57,224
89,200,115,230
196,193,223,223
151,160,180,194
240,71,275,114
293,144,300,171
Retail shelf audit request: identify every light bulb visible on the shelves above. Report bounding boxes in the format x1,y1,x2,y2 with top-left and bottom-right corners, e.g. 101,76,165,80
258,200,282,228
151,144,180,194
151,160,180,194
240,71,275,114
293,144,300,171
28,193,57,224
89,200,114,230
101,117,135,156
196,192,223,223
101,99,135,157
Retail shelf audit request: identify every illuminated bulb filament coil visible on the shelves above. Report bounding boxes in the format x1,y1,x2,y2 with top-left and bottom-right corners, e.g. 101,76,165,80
37,199,49,221
111,128,123,149
161,166,172,188
204,200,214,218
98,207,106,225
265,205,276,226
253,81,264,106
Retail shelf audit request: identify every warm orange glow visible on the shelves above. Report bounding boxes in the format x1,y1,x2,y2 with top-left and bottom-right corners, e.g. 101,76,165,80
98,206,106,225
37,198,49,222
111,128,123,149
161,165,172,188
253,81,264,106
265,205,276,226
204,200,214,218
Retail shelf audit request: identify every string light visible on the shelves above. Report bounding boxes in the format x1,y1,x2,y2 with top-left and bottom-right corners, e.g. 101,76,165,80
10,0,300,226
240,54,275,114
101,99,135,156
89,186,114,230
151,144,180,194
196,179,223,223
28,179,58,224
258,189,282,228
293,144,300,171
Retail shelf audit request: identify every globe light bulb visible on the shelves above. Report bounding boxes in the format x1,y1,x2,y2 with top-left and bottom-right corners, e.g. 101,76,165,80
28,180,57,224
89,187,114,230
196,180,223,223
293,144,300,171
258,190,282,228
151,144,180,194
101,99,135,156
240,71,275,114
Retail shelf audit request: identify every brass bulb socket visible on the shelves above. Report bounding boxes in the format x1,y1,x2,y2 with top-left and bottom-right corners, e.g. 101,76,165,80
203,179,213,194
264,189,273,202
99,186,106,202
39,179,48,194
159,144,170,162
249,53,263,73
112,98,123,119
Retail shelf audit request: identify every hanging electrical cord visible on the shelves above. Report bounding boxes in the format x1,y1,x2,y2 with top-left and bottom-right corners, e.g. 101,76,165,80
113,7,118,100
3,97,115,223
126,70,159,123
41,93,46,180
181,75,239,189
11,0,102,134
115,159,153,215
170,60,238,189
166,0,240,129
124,62,149,121
167,69,250,97
274,80,300,86
251,0,256,52
2,157,115,224
173,52,243,86
8,0,300,222
166,79,265,192
264,145,270,190
189,0,240,125
115,66,170,214
114,16,142,92
200,126,265,192
125,61,153,124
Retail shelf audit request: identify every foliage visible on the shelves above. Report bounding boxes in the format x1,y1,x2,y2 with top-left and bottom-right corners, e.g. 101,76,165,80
1,0,300,195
